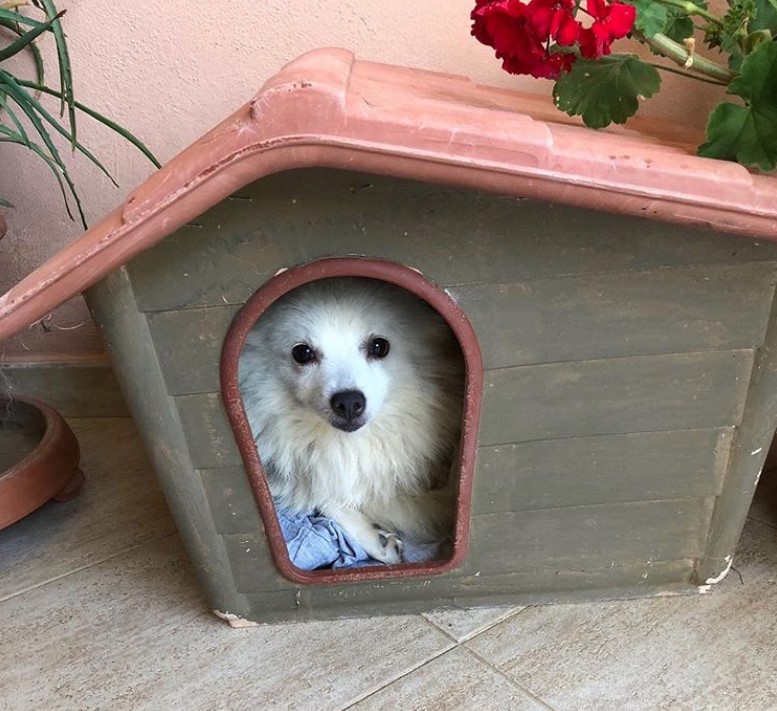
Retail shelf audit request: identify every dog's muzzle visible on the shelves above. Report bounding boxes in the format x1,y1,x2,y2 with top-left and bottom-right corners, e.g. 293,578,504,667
329,389,367,432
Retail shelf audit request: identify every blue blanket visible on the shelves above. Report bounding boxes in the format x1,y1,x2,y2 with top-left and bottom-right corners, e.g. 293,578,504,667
275,500,443,570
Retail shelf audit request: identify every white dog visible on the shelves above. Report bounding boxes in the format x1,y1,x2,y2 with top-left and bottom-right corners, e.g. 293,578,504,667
238,277,464,565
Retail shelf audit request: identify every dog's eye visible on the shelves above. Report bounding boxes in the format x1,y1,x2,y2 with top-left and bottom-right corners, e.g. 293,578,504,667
367,337,390,359
291,343,316,365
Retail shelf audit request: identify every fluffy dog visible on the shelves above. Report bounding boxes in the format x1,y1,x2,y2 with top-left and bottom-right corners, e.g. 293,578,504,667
238,277,464,565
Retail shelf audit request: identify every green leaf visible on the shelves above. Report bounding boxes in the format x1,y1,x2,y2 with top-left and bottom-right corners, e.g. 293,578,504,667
0,92,30,146
729,37,777,104
698,40,777,170
14,78,161,168
751,0,777,31
0,196,12,208
663,8,695,43
31,0,76,145
721,0,757,44
625,0,668,37
0,8,49,29
0,70,85,225
0,10,47,86
553,56,661,128
0,129,77,221
0,68,120,188
0,11,59,62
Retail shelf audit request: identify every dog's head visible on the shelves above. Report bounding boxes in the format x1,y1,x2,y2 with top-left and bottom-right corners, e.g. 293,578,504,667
247,278,454,434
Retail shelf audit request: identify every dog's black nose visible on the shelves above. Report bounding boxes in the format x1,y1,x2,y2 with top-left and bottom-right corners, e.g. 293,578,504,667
330,389,366,422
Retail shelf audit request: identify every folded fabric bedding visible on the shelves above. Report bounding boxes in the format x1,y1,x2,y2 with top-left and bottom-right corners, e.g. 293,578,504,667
275,500,444,570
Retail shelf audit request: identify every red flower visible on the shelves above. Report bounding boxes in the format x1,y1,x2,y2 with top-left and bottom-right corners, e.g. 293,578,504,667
579,0,636,58
471,1,542,59
527,0,580,46
531,50,576,78
471,0,579,79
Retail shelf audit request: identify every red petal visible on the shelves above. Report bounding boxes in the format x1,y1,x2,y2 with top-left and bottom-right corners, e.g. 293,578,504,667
526,0,554,37
585,0,606,20
578,26,605,58
555,13,580,45
605,2,636,38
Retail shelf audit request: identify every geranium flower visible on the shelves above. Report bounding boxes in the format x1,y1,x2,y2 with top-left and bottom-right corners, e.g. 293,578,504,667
579,0,636,58
527,0,581,46
471,1,544,60
471,0,578,79
530,50,577,78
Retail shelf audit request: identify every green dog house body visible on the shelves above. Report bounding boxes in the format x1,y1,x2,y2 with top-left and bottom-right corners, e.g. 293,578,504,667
2,49,777,625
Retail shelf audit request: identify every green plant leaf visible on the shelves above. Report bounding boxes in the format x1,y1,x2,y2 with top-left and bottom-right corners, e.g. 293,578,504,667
14,78,161,168
0,68,120,188
0,93,30,145
663,8,695,43
0,11,59,62
31,0,76,145
553,55,661,128
0,8,48,29
625,0,668,37
0,70,85,225
0,0,159,223
698,40,777,170
0,128,76,221
0,196,12,208
0,19,47,87
751,0,777,31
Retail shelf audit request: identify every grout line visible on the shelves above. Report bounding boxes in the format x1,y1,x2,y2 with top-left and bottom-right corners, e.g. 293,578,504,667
455,605,531,643
414,610,461,645
419,604,532,645
0,532,179,605
340,607,544,708
414,605,516,644
338,644,457,710
463,645,562,711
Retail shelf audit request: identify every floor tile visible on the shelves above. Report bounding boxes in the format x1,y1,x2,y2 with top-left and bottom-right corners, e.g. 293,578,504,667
0,535,454,711
466,518,777,711
422,605,524,643
0,418,176,599
349,646,551,711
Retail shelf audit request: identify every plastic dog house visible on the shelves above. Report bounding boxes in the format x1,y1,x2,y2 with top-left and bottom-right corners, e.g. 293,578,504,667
2,49,777,625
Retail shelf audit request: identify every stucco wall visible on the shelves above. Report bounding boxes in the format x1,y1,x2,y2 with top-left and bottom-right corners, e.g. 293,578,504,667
0,0,725,359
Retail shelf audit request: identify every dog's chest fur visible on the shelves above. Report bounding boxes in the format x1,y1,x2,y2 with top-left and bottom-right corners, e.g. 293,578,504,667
247,385,454,512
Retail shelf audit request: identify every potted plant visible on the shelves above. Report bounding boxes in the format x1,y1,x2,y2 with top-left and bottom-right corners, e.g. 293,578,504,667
0,0,158,526
0,0,159,221
470,0,777,171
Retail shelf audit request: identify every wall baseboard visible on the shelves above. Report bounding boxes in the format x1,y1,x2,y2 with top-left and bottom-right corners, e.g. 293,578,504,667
0,359,129,418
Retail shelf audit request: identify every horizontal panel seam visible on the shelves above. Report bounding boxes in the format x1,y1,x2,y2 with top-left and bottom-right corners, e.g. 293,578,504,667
469,495,716,519
475,425,736,450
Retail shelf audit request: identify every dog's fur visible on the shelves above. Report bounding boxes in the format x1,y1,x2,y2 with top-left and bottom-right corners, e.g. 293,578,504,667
238,277,464,564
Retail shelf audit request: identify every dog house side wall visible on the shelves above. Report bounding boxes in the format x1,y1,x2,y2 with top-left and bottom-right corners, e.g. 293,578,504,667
90,168,777,623
84,270,259,619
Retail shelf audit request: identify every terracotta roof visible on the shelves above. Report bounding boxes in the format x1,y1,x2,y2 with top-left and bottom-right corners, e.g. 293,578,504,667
1,47,775,341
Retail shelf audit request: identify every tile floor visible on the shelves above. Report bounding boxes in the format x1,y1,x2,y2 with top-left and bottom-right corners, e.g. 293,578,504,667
1,417,775,711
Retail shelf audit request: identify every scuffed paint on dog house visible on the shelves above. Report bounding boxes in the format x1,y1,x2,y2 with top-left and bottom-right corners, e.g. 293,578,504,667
2,48,777,624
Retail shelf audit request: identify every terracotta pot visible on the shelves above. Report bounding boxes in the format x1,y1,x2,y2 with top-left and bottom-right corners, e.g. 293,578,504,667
0,394,83,529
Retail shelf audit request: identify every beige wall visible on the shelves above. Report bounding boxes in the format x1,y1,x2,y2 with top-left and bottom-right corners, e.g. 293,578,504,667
0,0,725,358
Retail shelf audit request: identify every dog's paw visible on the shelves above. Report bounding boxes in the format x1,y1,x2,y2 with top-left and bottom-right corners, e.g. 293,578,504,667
375,530,403,565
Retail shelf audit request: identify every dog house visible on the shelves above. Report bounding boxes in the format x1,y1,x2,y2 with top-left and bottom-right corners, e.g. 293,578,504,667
2,49,777,625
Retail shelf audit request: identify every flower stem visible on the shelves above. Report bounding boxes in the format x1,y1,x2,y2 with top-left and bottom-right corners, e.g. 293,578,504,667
651,0,723,25
641,59,728,85
638,32,736,83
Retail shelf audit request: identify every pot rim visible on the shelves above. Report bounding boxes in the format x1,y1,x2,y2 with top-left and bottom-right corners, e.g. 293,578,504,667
0,393,82,528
